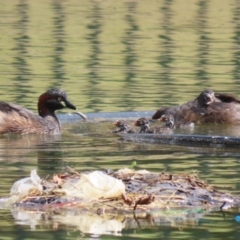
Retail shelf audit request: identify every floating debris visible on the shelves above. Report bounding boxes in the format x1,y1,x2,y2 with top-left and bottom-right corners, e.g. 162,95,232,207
10,170,43,202
1,168,240,233
2,168,239,211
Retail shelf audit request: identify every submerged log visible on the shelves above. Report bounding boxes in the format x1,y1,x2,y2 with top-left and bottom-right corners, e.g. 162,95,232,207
120,133,240,148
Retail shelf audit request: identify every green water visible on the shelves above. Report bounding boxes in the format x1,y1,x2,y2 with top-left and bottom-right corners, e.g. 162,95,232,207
0,0,240,239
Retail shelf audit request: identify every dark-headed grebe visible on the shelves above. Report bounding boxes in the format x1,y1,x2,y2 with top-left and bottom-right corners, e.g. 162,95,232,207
0,88,77,134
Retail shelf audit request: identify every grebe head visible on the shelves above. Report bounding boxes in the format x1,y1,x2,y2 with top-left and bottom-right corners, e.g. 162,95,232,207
198,89,215,106
114,120,126,128
114,119,130,132
38,88,76,117
159,114,175,128
134,118,150,133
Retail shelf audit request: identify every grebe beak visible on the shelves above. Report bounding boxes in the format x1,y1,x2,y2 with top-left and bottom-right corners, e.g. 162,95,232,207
63,99,77,110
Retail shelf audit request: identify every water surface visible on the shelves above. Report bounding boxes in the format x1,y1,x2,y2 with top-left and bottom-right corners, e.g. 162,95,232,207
0,0,240,239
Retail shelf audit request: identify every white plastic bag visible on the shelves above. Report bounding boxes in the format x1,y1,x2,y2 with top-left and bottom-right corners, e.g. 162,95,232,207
60,171,125,199
10,169,42,198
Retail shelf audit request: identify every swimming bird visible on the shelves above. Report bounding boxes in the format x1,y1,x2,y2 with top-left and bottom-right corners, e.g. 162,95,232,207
113,120,135,133
152,89,240,124
159,114,194,130
199,92,240,124
0,88,78,134
152,89,216,124
134,117,173,134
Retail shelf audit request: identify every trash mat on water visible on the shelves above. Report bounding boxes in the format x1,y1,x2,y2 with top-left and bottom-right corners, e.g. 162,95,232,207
1,168,240,234
2,168,240,211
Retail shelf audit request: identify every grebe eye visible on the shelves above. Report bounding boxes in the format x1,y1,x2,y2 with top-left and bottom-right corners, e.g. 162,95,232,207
58,97,62,102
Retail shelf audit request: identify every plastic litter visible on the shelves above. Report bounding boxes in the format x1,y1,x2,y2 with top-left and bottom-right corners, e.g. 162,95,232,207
235,216,240,222
10,169,43,199
57,171,125,199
